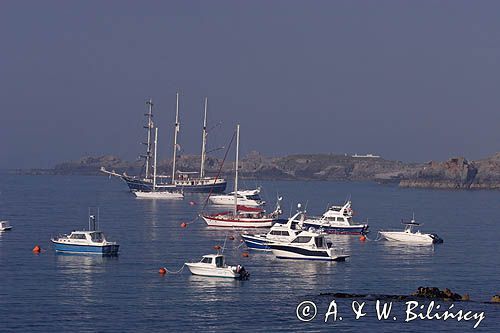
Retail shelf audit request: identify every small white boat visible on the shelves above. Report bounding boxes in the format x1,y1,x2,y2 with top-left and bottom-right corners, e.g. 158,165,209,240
0,221,12,232
302,201,369,235
269,231,349,261
185,254,249,279
209,187,265,207
240,205,307,250
133,190,184,199
51,211,119,255
379,216,443,245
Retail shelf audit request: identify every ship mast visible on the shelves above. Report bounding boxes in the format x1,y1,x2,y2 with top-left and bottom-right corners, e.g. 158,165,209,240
153,127,158,190
142,99,154,179
171,93,180,184
200,97,208,179
233,124,240,216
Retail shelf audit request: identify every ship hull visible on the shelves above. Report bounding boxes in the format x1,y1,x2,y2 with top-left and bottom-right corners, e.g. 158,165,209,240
123,176,226,193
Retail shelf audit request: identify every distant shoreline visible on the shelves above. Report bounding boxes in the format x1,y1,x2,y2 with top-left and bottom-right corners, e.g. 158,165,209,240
10,151,500,190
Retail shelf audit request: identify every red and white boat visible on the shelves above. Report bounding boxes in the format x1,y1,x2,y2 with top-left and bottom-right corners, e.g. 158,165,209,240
201,125,282,228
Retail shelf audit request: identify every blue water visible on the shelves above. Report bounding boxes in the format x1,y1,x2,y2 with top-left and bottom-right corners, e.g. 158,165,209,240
0,175,499,332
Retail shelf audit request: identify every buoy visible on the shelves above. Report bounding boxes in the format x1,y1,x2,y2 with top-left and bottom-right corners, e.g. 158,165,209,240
189,201,197,206
213,245,221,250
32,245,41,253
359,235,367,242
228,236,235,240
159,267,167,275
180,222,187,228
242,252,249,258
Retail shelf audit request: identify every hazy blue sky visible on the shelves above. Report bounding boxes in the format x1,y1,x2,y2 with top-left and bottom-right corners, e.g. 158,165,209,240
1,1,499,168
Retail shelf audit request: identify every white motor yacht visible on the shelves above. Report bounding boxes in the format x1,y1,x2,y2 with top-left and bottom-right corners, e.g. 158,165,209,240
302,201,369,235
269,231,349,261
209,187,265,207
185,254,249,279
379,216,443,245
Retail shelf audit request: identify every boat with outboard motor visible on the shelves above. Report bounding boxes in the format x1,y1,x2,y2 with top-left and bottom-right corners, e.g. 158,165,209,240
302,201,369,235
209,187,265,207
379,215,443,244
51,210,119,255
101,95,226,193
269,231,349,261
241,204,308,250
201,125,282,228
185,253,250,279
0,221,12,232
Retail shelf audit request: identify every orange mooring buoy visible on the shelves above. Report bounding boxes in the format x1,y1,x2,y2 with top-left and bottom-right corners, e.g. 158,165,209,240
228,236,235,240
32,245,41,253
359,235,367,242
213,245,221,250
180,222,188,228
159,267,167,275
242,252,249,258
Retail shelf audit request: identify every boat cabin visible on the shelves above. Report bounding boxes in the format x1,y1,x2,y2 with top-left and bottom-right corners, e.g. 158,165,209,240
290,232,331,249
200,254,226,268
62,231,107,244
0,221,12,231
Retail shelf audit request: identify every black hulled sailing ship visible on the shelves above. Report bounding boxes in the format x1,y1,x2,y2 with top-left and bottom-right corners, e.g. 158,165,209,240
101,95,227,193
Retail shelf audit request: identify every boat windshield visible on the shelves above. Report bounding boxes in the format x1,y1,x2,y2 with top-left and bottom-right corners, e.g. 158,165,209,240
90,232,104,242
292,236,312,244
69,233,86,240
215,256,224,268
246,194,261,200
201,257,212,264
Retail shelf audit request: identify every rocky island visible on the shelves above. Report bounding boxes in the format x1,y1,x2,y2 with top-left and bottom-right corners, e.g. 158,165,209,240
15,152,500,190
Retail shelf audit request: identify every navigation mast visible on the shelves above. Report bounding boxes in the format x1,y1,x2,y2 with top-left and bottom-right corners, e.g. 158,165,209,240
142,99,154,179
200,97,208,179
171,93,180,184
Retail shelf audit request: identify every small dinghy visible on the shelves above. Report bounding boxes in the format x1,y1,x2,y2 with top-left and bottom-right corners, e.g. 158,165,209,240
185,254,249,279
269,231,349,261
0,221,12,232
51,210,119,255
379,215,443,245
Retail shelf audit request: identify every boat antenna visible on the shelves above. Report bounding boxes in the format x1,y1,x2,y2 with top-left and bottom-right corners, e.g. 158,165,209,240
171,92,180,184
200,97,208,179
233,124,240,216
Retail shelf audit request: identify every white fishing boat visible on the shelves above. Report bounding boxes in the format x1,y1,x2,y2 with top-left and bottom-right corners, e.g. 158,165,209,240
201,125,282,228
269,231,349,261
209,187,265,207
302,201,369,235
240,204,307,250
379,216,443,245
51,210,119,255
185,254,249,279
0,221,12,232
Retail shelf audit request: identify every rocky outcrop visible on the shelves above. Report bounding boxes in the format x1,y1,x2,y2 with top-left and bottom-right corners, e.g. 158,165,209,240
400,157,477,189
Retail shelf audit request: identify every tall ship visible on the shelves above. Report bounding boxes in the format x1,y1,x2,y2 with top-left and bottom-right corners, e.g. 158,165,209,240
101,94,227,193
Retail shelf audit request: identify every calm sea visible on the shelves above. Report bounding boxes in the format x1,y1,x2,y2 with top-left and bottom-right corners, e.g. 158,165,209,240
0,175,498,332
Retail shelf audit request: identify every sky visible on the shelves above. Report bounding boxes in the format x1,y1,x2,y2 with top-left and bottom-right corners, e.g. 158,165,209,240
1,0,499,169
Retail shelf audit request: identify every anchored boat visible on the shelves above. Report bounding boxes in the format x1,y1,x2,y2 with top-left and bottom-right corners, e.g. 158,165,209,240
302,201,369,235
209,187,265,207
269,231,349,261
379,215,443,244
240,205,307,250
51,211,119,255
185,254,249,279
0,221,12,232
201,125,282,228
101,95,226,193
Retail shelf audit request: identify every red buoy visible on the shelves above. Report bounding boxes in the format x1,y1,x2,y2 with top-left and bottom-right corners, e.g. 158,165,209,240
32,245,41,253
180,222,188,228
359,235,367,242
228,236,235,240
213,245,221,250
242,252,249,258
159,267,167,275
